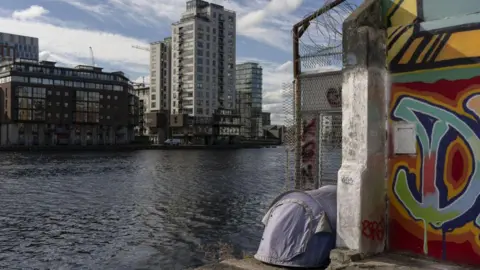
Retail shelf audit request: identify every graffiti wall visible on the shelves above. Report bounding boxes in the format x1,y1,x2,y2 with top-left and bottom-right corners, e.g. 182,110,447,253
384,0,480,265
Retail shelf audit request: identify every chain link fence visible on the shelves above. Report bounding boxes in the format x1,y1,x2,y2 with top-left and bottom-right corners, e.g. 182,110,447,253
283,0,357,191
282,81,295,191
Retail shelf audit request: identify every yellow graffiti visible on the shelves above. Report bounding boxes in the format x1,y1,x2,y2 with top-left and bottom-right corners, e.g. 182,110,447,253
387,0,418,26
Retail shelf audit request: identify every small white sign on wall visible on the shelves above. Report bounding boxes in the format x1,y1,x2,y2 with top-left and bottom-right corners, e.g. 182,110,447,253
393,122,417,155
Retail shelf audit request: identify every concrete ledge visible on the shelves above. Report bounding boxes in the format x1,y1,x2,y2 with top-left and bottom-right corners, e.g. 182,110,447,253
194,252,475,270
194,258,289,270
328,249,475,270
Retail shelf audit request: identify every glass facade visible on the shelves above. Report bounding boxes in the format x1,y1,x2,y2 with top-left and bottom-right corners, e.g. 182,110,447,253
235,62,262,138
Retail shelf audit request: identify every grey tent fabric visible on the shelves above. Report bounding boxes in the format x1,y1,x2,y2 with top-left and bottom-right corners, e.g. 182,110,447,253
255,185,337,268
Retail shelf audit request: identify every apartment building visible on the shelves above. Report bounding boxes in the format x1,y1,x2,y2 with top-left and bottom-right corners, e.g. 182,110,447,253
168,0,236,144
0,32,39,61
236,62,263,138
171,0,236,117
149,38,172,111
0,59,139,146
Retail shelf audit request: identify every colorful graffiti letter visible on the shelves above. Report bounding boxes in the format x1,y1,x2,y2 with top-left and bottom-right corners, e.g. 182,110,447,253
392,92,480,256
385,0,480,265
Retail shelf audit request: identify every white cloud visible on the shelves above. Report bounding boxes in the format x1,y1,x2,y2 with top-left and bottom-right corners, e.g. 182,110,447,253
56,0,302,51
56,0,112,22
237,0,304,50
12,5,49,21
0,13,150,75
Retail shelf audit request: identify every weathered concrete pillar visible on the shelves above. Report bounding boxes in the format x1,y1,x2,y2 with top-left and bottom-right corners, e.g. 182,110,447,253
109,127,115,144
102,129,107,145
24,124,32,146
92,127,98,145
335,0,387,256
38,124,45,146
80,126,87,146
69,128,76,145
0,124,6,146
8,124,18,145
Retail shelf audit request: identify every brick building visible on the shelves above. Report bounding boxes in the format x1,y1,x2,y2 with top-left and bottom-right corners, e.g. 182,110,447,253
0,59,139,146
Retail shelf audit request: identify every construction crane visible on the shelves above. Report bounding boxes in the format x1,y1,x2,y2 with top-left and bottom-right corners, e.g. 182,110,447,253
132,45,150,52
89,46,95,66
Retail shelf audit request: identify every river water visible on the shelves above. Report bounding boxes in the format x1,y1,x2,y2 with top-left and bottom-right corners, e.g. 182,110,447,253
0,148,286,269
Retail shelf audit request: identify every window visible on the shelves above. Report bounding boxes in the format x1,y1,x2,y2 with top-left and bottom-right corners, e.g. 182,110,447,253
74,91,100,123
15,86,46,121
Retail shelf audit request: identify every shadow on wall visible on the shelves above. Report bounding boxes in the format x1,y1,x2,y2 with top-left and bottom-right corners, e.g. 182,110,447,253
384,0,480,266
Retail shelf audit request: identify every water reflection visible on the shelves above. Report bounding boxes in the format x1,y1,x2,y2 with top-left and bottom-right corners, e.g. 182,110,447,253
0,148,285,269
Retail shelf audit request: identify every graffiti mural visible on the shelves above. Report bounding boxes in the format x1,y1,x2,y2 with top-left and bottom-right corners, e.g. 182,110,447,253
385,0,480,266
301,118,317,189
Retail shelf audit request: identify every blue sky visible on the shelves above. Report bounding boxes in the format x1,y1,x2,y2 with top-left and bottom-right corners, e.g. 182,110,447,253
0,0,356,123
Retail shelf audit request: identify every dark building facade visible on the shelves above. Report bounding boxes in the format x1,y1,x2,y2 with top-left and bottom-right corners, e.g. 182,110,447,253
0,59,139,146
261,112,271,126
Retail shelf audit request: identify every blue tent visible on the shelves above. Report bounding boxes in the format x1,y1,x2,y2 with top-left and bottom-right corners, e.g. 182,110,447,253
254,185,337,268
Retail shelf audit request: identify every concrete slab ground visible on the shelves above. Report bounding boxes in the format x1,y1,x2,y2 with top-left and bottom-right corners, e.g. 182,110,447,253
194,253,476,270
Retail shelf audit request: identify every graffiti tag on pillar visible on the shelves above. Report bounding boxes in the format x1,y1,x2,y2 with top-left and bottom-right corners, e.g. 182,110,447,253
362,217,385,241
341,176,353,185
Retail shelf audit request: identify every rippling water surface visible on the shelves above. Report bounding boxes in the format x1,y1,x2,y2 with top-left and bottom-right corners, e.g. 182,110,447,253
0,148,286,269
